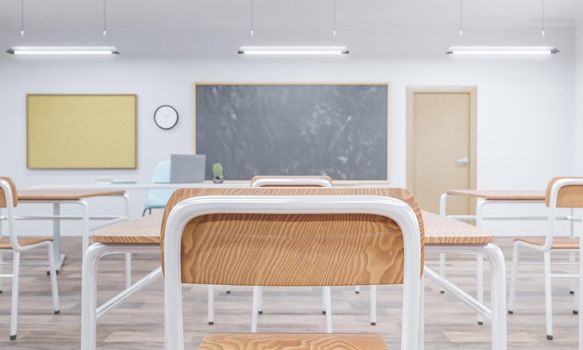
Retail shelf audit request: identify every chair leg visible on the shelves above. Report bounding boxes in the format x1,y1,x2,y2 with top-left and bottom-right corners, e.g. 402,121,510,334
370,285,377,326
321,287,327,314
324,286,332,333
476,255,484,325
544,251,554,340
257,287,263,314
124,253,132,289
10,251,21,340
0,250,3,294
508,243,520,314
439,253,446,293
47,244,60,314
354,286,360,294
251,286,259,332
207,285,214,325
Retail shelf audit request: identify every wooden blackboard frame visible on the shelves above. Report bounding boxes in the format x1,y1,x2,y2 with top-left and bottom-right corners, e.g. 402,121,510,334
192,82,391,184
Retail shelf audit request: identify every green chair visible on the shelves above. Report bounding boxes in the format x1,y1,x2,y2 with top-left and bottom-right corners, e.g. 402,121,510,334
142,160,173,216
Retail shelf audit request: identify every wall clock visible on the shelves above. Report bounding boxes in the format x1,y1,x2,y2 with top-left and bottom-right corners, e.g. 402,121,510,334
154,105,179,130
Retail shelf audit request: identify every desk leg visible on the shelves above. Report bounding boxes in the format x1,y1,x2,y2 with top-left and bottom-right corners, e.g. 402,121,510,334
78,201,90,258
476,199,486,325
485,244,508,350
0,215,3,293
579,233,583,350
122,194,132,289
81,243,102,350
419,275,425,350
50,203,66,273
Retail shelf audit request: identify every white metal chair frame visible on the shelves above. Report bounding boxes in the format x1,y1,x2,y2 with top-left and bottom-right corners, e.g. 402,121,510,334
163,195,422,350
438,191,579,326
508,178,583,340
0,179,60,340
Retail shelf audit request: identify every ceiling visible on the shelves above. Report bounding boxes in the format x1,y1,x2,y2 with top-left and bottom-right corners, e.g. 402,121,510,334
0,0,580,58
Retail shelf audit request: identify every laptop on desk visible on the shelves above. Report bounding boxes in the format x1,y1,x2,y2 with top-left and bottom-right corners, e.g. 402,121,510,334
170,154,206,183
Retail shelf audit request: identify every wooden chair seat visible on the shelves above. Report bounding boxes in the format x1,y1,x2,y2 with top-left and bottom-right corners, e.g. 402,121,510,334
515,237,579,249
198,333,388,350
0,237,52,249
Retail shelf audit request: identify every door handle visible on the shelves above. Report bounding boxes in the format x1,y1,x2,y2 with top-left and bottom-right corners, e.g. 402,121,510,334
455,157,470,166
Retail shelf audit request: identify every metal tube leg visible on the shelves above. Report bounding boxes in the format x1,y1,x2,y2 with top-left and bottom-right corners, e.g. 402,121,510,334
258,287,263,314
508,243,520,314
251,286,259,333
321,287,327,314
10,251,20,340
0,251,3,293
81,244,103,350
52,203,62,272
439,254,446,293
47,243,60,314
324,286,332,333
419,276,425,350
578,232,583,350
370,285,377,326
80,201,90,259
207,285,214,325
125,253,132,289
477,255,484,325
544,251,554,340
355,286,360,294
486,245,508,350
0,217,3,293
571,252,577,294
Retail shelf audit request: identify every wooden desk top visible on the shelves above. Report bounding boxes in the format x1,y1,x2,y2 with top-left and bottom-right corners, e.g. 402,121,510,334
18,189,127,201
423,211,494,245
91,210,492,247
92,214,162,245
446,189,545,201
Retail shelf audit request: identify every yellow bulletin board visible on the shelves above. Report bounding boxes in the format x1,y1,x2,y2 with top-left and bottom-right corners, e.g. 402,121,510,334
27,94,137,169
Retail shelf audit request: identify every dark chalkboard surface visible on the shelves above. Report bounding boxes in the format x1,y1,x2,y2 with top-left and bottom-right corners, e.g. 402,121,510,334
194,84,389,181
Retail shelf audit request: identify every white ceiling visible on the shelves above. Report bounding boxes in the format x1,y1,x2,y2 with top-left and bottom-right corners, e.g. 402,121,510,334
0,0,580,57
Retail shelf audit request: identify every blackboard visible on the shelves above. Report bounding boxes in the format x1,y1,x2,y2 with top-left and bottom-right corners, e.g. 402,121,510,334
194,84,389,181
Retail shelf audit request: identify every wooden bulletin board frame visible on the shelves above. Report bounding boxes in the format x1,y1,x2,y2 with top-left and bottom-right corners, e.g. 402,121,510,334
192,83,391,183
27,94,138,169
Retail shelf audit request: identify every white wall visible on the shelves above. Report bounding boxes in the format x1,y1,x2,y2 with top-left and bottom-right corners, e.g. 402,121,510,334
0,26,576,236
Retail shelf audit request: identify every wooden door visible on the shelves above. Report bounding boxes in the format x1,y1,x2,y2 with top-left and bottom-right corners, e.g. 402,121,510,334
407,88,476,214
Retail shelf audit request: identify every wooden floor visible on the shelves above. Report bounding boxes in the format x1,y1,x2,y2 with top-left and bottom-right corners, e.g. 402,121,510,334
0,238,578,349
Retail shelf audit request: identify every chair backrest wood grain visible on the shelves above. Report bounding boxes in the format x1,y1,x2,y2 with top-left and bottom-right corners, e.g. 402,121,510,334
545,177,583,208
161,187,423,287
0,177,18,208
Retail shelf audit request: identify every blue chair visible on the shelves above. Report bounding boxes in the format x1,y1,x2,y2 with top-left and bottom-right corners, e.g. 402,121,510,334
142,160,174,216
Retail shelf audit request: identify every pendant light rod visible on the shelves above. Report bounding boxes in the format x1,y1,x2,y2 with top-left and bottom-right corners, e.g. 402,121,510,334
458,0,463,38
20,0,25,37
541,0,545,38
250,0,255,38
102,0,107,39
332,0,337,38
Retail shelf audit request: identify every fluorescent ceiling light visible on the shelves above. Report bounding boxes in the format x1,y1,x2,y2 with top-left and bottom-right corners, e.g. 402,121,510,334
238,46,349,55
446,46,559,55
6,46,119,55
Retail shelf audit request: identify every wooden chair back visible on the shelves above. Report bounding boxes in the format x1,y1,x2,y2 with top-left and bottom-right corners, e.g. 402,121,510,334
545,177,583,208
0,177,18,208
161,187,424,287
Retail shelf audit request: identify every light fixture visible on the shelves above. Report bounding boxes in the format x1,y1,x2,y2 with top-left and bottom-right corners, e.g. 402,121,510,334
446,46,559,55
238,46,349,55
6,46,120,55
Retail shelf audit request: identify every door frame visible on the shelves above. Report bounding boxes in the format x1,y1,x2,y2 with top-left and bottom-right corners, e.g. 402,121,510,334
406,86,477,195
